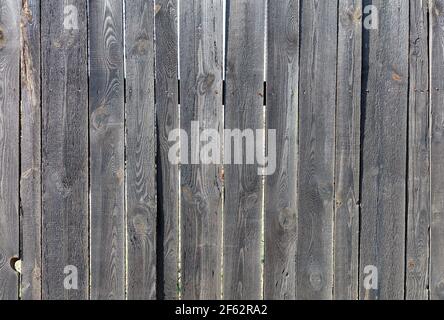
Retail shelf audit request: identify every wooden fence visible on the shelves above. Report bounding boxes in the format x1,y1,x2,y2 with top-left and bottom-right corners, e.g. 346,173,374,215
0,0,441,300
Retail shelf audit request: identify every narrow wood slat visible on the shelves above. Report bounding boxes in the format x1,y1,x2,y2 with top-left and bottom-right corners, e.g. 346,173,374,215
125,0,157,300
360,0,409,300
20,0,41,300
296,0,337,300
333,0,362,300
155,0,179,300
179,0,223,300
430,0,444,301
41,0,89,299
407,0,430,300
0,0,20,300
89,0,125,299
265,0,299,300
224,0,265,300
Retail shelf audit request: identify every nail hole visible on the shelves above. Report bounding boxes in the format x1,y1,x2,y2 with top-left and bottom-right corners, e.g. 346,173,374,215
10,257,21,273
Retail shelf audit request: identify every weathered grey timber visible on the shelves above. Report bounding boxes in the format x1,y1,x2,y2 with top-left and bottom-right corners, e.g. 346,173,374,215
224,0,265,300
41,0,89,300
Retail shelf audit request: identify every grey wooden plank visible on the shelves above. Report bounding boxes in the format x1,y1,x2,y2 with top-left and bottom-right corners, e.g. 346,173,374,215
430,0,444,301
89,0,125,299
223,0,265,300
407,0,430,300
155,0,179,300
20,0,41,300
360,0,409,300
179,0,223,300
0,0,20,301
264,0,299,300
125,0,156,300
333,0,362,300
41,0,89,299
296,0,337,300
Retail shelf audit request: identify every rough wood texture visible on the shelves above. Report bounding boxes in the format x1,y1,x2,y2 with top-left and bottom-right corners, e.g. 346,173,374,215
0,0,20,300
360,0,409,300
41,0,89,299
265,0,299,300
125,0,157,300
20,0,41,300
179,0,223,300
431,0,444,301
224,0,265,300
6,0,444,301
89,0,125,299
296,0,337,300
155,0,179,300
407,0,429,300
333,0,362,300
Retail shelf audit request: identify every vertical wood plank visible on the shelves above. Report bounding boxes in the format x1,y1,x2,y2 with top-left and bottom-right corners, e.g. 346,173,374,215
41,0,89,299
430,0,444,301
223,0,265,300
360,0,409,300
125,0,157,300
265,0,299,300
296,0,337,300
0,0,20,300
89,0,125,299
407,0,430,300
179,0,223,300
333,0,362,300
20,0,41,300
155,0,179,300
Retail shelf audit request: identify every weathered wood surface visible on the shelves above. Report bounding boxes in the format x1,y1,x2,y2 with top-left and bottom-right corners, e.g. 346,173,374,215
155,0,179,300
224,0,265,300
20,0,41,300
265,0,299,300
333,0,362,300
360,0,409,300
125,0,157,300
407,0,429,300
2,0,444,301
89,0,125,299
0,0,20,300
179,0,223,300
41,0,89,299
296,0,337,300
431,0,444,301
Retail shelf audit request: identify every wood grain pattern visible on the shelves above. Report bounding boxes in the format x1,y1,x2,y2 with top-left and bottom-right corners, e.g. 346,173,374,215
41,0,89,300
265,0,299,300
407,0,430,300
430,0,444,301
179,0,223,300
224,0,265,300
296,0,337,300
20,0,41,300
155,0,179,300
4,0,444,301
125,0,157,300
333,0,362,300
0,0,20,300
360,0,409,300
89,0,125,299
